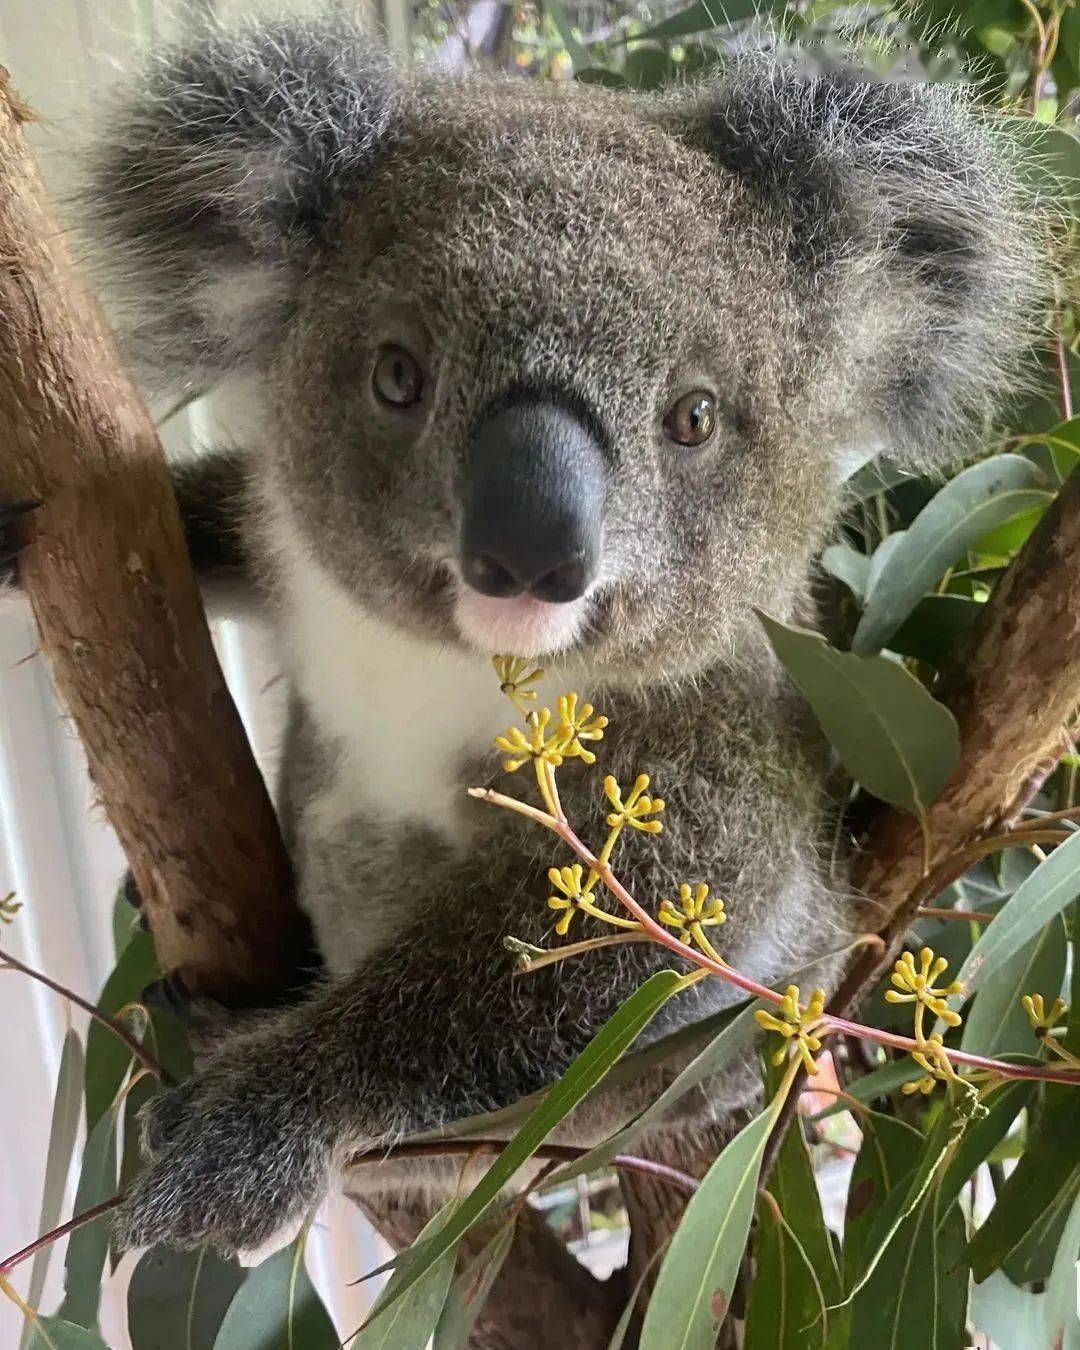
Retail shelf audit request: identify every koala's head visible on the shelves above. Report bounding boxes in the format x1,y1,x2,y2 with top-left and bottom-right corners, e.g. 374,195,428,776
86,17,1042,678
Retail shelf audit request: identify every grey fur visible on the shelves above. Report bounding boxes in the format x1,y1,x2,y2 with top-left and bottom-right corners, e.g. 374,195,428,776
75,14,1043,1254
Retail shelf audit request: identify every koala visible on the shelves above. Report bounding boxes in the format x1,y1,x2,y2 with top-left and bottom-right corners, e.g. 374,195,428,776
4,13,1041,1257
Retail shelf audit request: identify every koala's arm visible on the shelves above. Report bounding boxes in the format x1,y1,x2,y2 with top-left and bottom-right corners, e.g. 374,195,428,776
114,900,701,1254
1,450,257,620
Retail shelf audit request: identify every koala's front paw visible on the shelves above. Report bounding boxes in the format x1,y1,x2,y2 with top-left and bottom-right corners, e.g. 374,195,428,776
0,500,40,588
115,1052,331,1256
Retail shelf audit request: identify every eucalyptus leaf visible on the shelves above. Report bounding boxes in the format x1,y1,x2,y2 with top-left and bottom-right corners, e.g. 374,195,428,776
432,1219,515,1350
864,532,908,600
85,929,157,1131
948,831,1080,1019
759,613,959,821
886,594,980,668
820,543,870,601
213,1233,337,1350
356,1203,458,1350
938,1078,1033,1215
967,1090,1080,1281
970,1271,1044,1349
547,0,590,70
744,1116,840,1349
1005,1174,1080,1285
629,0,742,43
845,457,913,501
851,454,1050,654
639,1098,781,1348
55,1109,118,1329
841,1113,922,1296
24,1319,109,1350
960,914,1067,1057
128,1245,245,1350
1043,1189,1080,1350
360,971,687,1327
543,999,760,1189
849,1188,968,1349
19,1031,84,1350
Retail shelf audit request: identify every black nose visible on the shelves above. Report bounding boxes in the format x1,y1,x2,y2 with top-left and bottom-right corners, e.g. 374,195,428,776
461,400,606,605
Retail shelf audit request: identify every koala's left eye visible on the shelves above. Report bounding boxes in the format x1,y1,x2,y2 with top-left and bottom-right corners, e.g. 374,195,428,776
373,345,425,409
664,391,716,447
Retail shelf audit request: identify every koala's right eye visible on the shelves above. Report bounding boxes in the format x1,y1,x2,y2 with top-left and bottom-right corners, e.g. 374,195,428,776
373,345,425,409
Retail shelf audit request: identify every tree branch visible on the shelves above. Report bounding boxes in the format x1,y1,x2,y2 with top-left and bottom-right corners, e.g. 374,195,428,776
0,70,304,1006
835,467,1080,1013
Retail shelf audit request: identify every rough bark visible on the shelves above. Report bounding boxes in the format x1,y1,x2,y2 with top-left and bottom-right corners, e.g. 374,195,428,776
0,71,303,1006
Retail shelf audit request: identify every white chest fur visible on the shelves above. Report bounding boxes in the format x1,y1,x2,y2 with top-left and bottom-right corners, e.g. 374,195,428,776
273,507,560,843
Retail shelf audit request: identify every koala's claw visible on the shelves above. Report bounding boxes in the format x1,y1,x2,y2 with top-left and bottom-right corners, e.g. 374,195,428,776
115,1054,330,1256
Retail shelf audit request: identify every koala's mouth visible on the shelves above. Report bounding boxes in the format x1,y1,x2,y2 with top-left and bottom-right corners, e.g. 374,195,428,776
452,583,592,660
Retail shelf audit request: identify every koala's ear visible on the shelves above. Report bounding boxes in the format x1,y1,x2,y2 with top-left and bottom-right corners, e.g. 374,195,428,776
82,17,398,392
686,65,1046,469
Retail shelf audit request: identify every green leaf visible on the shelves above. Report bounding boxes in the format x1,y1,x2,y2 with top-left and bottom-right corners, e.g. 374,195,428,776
840,1113,922,1295
85,929,157,1131
213,1232,337,1350
55,1109,118,1329
1005,1173,1080,1285
851,454,1050,654
128,1246,245,1350
629,0,747,42
547,0,590,70
432,1219,515,1350
355,1203,458,1350
363,970,687,1326
971,502,1047,557
25,1319,109,1350
543,1000,759,1188
849,1188,968,1349
960,914,1067,1057
623,47,673,89
758,613,960,821
886,595,980,669
639,1097,783,1348
19,1031,84,1350
1044,1189,1080,1350
938,1078,1033,1215
744,1118,840,1349
845,457,913,501
111,886,140,958
970,1271,1044,1348
949,832,1080,1019
967,1090,1080,1281
821,543,870,601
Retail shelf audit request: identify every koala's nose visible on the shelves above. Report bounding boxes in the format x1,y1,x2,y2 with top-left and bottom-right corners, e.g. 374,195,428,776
461,400,606,605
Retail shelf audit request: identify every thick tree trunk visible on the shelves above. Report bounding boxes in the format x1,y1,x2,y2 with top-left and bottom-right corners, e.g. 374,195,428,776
0,70,303,1007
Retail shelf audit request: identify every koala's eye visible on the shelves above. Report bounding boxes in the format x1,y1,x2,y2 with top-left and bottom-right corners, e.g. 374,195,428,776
373,345,424,408
663,391,717,447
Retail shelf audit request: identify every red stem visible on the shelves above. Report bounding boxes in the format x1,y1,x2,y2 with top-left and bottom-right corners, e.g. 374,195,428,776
0,945,169,1083
0,1196,123,1275
535,812,1080,1087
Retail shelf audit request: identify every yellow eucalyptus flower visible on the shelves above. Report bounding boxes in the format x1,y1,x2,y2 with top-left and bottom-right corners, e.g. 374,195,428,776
492,655,545,717
1021,992,1068,1032
603,774,665,834
884,947,965,1026
755,984,829,1075
494,707,571,773
556,693,609,765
